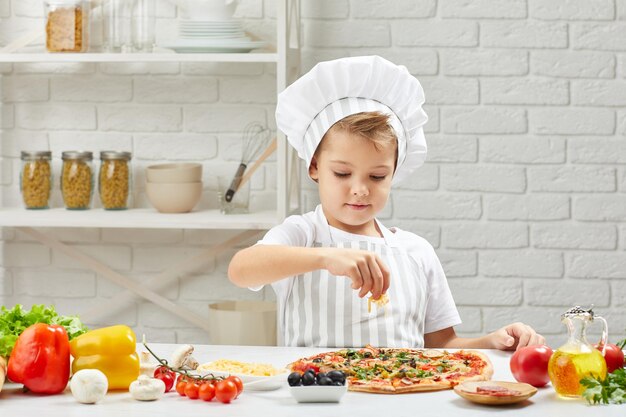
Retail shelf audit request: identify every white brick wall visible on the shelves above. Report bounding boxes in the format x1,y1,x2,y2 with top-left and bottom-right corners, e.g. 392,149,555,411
1,0,625,348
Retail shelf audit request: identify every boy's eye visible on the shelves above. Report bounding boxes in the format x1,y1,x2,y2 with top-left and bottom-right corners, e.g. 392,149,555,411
333,172,350,178
370,175,387,181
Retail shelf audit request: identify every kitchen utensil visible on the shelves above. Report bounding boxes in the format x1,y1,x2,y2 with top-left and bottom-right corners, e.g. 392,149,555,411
453,381,537,405
548,305,608,398
289,384,348,403
146,181,202,213
236,137,277,192
145,163,202,183
225,122,272,202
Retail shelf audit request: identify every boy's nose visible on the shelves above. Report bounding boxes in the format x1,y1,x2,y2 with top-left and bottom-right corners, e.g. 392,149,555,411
351,182,369,197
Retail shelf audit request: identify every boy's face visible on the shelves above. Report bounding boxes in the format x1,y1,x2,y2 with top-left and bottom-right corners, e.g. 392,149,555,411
309,129,396,235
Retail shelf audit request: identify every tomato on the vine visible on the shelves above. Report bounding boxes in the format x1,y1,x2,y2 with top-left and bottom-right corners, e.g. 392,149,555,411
154,366,176,392
184,382,200,400
215,379,238,404
227,375,244,398
199,382,216,401
176,380,188,396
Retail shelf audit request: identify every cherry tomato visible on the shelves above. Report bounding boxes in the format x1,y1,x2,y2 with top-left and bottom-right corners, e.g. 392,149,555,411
594,343,625,373
176,380,187,396
215,379,238,404
227,375,244,398
510,344,553,387
184,382,200,400
177,374,189,384
199,382,216,401
154,366,176,392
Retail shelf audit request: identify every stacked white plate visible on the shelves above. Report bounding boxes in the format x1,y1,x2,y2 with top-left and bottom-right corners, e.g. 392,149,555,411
162,19,267,53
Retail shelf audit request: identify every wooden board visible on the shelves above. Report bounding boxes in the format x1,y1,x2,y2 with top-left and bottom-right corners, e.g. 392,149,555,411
453,381,537,405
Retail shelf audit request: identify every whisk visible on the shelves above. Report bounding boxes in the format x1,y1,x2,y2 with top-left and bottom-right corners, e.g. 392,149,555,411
225,122,273,202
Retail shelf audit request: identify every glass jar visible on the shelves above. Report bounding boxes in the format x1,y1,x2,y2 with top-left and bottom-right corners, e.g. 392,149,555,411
99,151,132,210
44,0,89,53
20,151,52,209
61,151,94,210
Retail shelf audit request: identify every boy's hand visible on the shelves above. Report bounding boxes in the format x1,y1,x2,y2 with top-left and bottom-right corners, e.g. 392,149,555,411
488,322,545,351
322,248,390,299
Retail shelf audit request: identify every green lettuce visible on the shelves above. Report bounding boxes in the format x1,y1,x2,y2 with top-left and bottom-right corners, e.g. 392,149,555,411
0,304,88,357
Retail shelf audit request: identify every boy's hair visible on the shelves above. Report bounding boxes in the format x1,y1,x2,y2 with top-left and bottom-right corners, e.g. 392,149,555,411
316,111,398,156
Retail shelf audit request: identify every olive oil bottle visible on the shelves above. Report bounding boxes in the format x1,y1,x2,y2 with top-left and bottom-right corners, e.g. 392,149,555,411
548,306,608,398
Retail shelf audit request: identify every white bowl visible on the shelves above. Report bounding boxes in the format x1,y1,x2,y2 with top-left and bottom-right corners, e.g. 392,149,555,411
145,163,202,183
289,384,348,403
197,368,288,391
146,181,202,213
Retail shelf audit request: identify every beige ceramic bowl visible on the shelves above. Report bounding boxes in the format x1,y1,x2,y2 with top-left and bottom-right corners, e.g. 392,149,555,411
146,181,202,213
145,163,202,183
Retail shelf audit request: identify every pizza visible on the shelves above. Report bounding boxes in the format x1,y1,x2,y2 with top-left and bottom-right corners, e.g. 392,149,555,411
288,345,493,394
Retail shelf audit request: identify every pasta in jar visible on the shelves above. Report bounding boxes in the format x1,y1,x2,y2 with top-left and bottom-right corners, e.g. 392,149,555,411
99,151,132,210
61,151,93,210
20,151,53,209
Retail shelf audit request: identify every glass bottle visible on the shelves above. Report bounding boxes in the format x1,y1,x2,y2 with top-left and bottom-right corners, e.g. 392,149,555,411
103,0,133,52
20,151,52,209
61,151,94,210
548,306,608,398
99,151,132,210
44,0,89,53
132,0,156,52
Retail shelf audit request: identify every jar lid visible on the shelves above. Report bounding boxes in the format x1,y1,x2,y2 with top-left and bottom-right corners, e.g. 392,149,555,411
100,151,132,161
561,305,595,320
21,151,52,160
45,0,84,6
62,151,93,161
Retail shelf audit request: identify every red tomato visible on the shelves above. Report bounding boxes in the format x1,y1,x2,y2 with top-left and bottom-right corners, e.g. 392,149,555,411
227,375,244,398
154,366,176,392
594,343,625,373
510,345,553,387
215,379,238,404
199,382,216,401
184,382,200,400
176,381,187,396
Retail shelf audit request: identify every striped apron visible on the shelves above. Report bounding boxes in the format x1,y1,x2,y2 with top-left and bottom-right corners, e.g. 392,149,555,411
279,220,428,348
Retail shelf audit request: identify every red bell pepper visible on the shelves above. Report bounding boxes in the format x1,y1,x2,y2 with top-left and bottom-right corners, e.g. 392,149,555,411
7,323,70,394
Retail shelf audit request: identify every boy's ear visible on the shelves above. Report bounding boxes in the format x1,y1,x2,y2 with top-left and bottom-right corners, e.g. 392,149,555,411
309,157,319,182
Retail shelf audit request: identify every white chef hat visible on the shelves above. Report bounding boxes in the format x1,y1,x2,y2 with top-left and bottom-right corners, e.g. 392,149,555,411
276,55,428,185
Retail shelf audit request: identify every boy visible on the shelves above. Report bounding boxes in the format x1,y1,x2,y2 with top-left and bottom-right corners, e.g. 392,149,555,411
229,56,543,350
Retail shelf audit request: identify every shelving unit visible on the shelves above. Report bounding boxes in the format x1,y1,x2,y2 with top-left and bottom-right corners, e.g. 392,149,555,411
0,0,302,334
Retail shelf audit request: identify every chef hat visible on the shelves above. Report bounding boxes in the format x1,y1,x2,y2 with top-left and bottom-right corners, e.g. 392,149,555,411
276,55,428,185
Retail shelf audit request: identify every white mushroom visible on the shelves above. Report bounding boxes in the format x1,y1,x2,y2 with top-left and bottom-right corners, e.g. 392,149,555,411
70,369,108,404
170,344,198,370
139,351,157,376
129,375,166,401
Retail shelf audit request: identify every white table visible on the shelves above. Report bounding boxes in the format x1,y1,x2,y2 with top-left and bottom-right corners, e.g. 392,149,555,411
0,344,622,416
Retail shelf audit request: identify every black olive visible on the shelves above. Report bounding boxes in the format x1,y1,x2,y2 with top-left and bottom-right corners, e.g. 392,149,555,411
316,372,327,383
302,371,316,386
318,376,333,386
333,381,344,386
327,370,346,383
363,352,372,358
287,372,302,387
312,358,322,363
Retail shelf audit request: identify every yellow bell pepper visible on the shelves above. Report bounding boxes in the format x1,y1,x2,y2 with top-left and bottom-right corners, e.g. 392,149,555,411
70,325,140,390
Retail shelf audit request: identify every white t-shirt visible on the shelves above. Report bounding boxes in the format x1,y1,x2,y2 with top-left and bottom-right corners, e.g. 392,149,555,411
252,205,462,339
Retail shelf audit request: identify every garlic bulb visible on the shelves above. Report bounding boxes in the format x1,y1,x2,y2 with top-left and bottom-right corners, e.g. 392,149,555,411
70,369,108,404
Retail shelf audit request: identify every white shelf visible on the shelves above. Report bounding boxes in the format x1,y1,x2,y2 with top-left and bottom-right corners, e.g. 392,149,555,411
0,51,278,63
0,208,278,230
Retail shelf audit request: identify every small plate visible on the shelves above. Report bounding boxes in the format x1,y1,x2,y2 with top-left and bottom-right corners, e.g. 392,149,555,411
454,381,537,405
198,368,288,391
289,385,348,403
